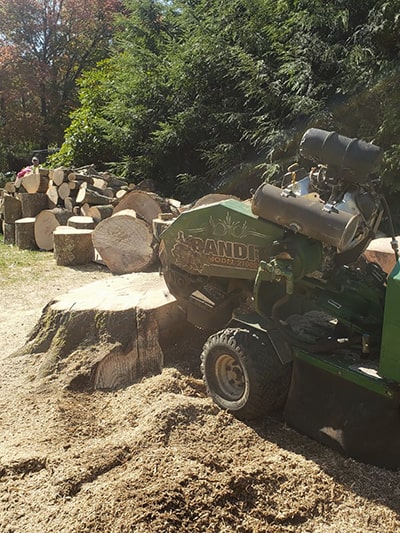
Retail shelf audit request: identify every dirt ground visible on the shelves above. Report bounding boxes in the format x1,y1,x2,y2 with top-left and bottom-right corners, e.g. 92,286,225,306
1,255,400,532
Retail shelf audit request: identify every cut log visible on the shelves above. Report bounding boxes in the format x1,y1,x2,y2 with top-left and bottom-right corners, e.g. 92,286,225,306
4,182,16,194
19,192,48,217
57,182,71,201
92,212,156,274
49,167,67,186
67,215,95,230
64,196,77,211
20,172,49,194
15,217,37,250
86,204,114,223
3,222,15,244
34,208,73,250
53,226,94,265
3,194,22,223
113,190,172,224
67,172,95,185
46,183,59,209
76,182,115,206
364,237,400,274
191,193,239,208
115,189,128,200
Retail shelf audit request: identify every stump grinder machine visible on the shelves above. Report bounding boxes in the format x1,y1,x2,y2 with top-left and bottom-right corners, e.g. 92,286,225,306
158,128,400,469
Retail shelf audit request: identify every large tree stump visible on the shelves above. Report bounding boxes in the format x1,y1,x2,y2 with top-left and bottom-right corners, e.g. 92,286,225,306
21,273,184,390
53,226,94,265
92,210,157,274
19,192,49,217
3,194,22,223
15,217,37,250
34,208,73,250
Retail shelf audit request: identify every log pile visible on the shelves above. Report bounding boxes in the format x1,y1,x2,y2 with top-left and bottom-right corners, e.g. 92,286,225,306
0,164,187,274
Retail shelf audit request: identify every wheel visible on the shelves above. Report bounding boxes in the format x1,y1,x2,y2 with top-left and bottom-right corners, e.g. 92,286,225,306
200,327,292,420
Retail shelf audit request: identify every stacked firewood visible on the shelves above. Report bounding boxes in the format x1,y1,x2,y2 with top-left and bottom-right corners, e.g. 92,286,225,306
0,165,193,274
1,167,392,282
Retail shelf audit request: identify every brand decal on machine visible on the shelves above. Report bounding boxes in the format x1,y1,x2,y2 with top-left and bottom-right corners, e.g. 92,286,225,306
171,231,263,273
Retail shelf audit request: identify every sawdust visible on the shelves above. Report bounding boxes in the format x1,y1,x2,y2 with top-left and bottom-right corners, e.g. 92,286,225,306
1,254,400,532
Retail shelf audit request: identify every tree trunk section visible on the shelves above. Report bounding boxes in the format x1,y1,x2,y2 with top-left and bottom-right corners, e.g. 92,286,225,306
76,182,115,206
34,208,73,250
53,227,94,265
15,217,37,250
67,215,95,230
86,205,114,223
46,183,59,209
49,167,67,186
20,273,183,390
92,211,156,274
113,190,172,224
20,173,49,194
3,222,16,244
3,194,22,223
19,192,48,217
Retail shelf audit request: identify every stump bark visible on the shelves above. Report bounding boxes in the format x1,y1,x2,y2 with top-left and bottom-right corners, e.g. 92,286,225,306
21,273,184,390
53,226,94,265
34,208,73,250
15,217,37,250
19,192,48,217
3,194,22,223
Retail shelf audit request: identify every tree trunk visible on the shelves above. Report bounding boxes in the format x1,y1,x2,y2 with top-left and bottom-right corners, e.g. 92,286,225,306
20,172,49,194
34,208,73,250
53,226,94,266
92,211,157,274
3,222,15,244
113,190,174,224
76,182,115,206
15,217,37,250
86,204,114,223
20,273,183,390
19,192,49,217
67,215,95,230
3,194,22,223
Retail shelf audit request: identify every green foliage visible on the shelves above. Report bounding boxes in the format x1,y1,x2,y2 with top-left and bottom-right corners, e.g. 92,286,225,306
54,0,400,200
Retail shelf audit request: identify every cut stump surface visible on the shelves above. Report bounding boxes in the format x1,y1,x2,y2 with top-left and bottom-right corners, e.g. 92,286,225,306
22,272,184,391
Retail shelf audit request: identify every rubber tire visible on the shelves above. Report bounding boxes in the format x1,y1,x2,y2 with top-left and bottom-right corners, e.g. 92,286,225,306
200,328,292,420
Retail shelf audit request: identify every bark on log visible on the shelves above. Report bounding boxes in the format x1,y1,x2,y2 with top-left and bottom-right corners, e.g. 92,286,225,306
86,205,114,223
76,182,115,206
20,172,49,194
34,208,73,250
20,273,183,390
67,215,95,230
19,192,48,217
191,193,239,208
4,182,16,194
113,190,172,224
92,211,156,274
15,217,37,250
53,226,94,266
3,194,22,223
3,222,15,244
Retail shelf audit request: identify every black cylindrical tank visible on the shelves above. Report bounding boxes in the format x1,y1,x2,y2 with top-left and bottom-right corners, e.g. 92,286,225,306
299,128,382,180
251,183,361,252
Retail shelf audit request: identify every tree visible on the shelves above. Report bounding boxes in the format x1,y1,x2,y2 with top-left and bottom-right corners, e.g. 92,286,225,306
0,0,122,166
